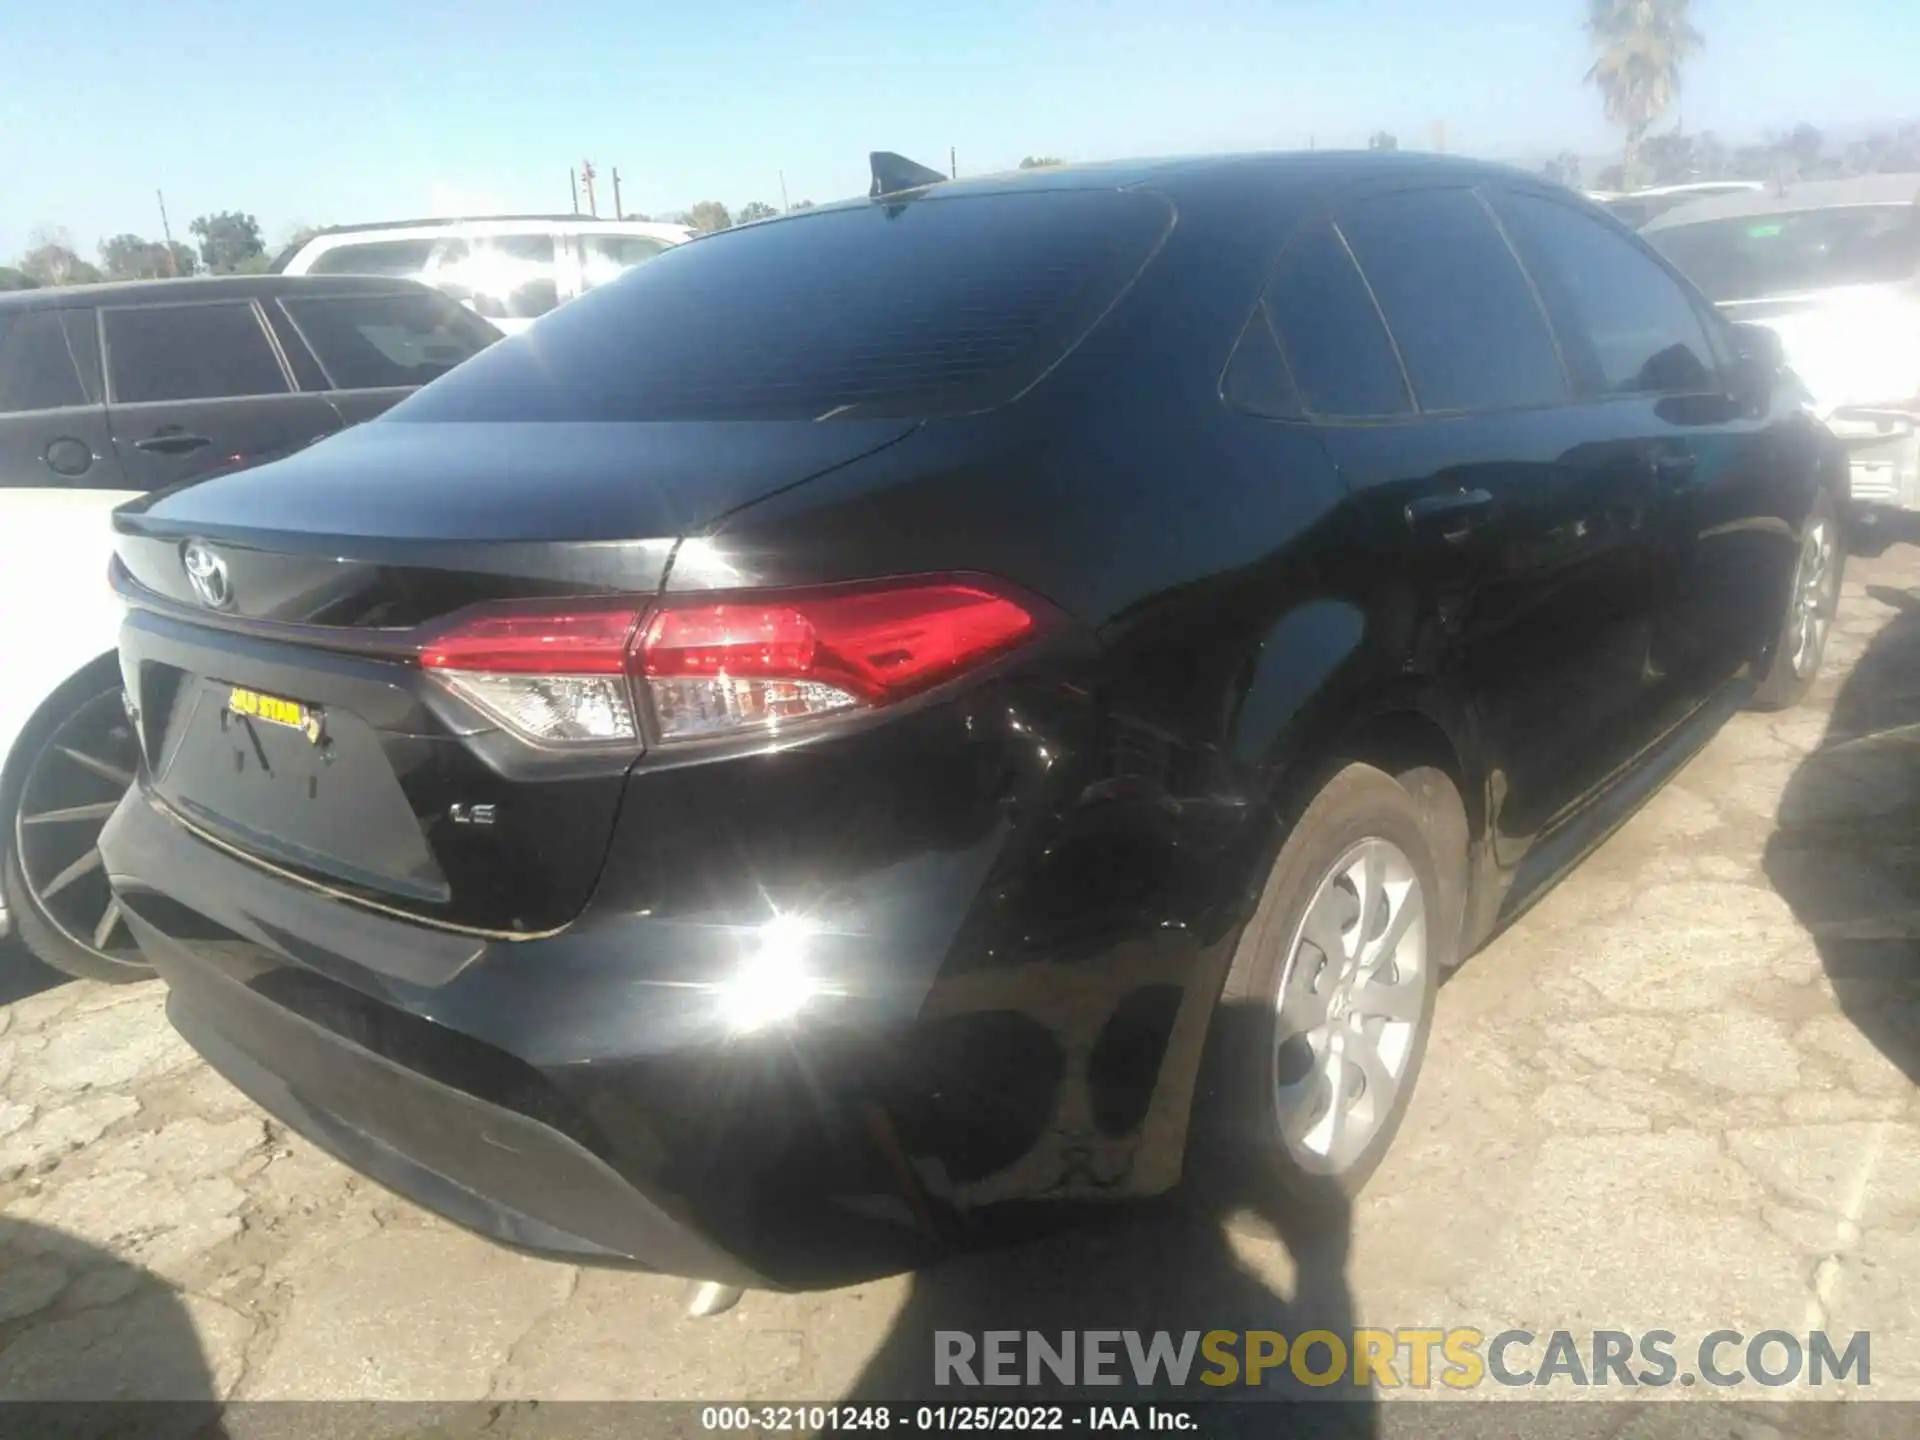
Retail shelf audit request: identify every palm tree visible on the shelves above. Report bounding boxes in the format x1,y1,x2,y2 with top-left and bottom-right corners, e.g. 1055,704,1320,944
1585,0,1704,189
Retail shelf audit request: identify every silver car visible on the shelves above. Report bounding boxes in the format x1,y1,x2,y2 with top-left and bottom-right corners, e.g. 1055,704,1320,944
1644,175,1920,518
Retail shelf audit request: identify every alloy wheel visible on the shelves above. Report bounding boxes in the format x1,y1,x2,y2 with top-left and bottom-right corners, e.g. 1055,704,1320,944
1271,837,1428,1175
12,688,142,967
1789,519,1837,680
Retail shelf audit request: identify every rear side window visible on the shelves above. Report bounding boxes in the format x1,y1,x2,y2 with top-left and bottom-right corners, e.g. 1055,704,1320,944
306,239,437,277
1259,220,1412,418
1494,192,1718,396
396,191,1174,423
1221,309,1303,418
435,235,560,321
0,309,91,413
282,291,499,390
1336,188,1567,412
105,303,290,403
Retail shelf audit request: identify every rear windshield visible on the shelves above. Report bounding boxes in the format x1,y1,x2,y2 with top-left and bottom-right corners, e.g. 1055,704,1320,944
393,190,1173,422
1648,204,1920,302
281,290,500,389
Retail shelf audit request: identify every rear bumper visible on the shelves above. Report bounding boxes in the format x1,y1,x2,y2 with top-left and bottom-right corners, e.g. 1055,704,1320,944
1832,417,1920,513
104,790,766,1284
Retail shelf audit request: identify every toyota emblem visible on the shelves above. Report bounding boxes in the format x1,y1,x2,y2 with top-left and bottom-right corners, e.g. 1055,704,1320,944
181,541,233,611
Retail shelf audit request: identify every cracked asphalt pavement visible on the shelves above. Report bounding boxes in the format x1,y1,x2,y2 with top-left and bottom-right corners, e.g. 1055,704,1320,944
0,546,1916,1413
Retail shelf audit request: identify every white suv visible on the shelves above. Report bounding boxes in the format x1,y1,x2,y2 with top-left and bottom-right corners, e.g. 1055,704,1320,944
1645,175,1920,518
276,216,694,335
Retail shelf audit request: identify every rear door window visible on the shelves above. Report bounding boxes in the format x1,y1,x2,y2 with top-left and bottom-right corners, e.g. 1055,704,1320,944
305,239,437,277
1247,220,1412,418
397,190,1175,422
280,290,499,390
1494,190,1720,396
1335,188,1568,413
0,309,94,413
104,303,290,403
579,233,670,291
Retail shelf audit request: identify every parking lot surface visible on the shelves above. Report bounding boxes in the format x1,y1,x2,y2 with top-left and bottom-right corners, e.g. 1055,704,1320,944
1,547,1917,1411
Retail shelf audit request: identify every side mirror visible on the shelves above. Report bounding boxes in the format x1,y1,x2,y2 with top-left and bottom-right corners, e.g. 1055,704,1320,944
1729,321,1786,372
1725,321,1788,405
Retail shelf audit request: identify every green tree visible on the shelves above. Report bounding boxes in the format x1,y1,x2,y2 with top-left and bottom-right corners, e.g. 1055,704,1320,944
20,242,101,287
0,266,39,291
189,210,266,273
1368,131,1399,151
98,233,197,279
737,201,780,223
1541,151,1584,188
1637,130,1697,185
1018,155,1063,169
686,201,733,234
1584,0,1704,188
790,199,816,211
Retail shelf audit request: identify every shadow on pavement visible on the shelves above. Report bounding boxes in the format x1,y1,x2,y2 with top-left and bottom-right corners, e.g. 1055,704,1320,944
0,937,66,1010
1765,574,1920,1087
0,1218,227,1437
842,1004,1377,1436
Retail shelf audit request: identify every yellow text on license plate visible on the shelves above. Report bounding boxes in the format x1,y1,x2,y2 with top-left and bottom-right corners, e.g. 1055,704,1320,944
228,687,321,742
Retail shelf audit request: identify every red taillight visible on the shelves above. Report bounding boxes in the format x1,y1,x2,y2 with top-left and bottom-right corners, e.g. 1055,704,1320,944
415,579,1041,746
419,604,642,675
639,585,1036,704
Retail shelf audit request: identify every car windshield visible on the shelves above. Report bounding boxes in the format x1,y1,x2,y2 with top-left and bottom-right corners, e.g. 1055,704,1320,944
1647,203,1920,301
393,190,1173,423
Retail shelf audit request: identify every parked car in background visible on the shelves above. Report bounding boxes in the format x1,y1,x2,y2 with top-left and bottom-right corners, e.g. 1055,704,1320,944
99,151,1845,1291
1644,174,1920,523
274,216,695,335
1590,181,1767,230
0,274,499,980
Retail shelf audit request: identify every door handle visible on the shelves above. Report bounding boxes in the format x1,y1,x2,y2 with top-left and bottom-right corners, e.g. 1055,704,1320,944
1650,450,1698,486
1405,488,1494,543
133,433,212,456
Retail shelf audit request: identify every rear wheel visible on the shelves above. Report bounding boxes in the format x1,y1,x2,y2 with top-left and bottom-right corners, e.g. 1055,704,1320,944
1195,762,1449,1206
2,668,150,983
1751,493,1844,712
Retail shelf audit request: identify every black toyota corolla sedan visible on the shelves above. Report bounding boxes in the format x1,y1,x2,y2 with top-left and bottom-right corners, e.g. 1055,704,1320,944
99,150,1845,1290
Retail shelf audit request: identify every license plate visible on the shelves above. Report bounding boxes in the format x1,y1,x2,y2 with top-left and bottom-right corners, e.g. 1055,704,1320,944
227,686,324,744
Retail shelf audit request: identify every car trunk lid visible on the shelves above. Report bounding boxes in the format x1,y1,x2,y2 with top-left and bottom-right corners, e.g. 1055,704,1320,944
111,415,917,938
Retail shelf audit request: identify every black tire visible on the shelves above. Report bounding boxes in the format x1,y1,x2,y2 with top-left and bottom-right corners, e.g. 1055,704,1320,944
1751,490,1846,712
1,658,151,985
1193,762,1452,1208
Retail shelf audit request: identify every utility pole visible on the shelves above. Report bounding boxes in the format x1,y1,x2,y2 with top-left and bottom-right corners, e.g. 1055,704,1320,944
581,159,598,217
950,146,957,179
779,170,791,213
612,168,624,220
570,168,581,214
155,189,179,276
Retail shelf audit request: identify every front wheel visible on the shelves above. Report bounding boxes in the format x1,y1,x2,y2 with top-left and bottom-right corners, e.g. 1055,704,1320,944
2,671,150,984
1194,762,1449,1207
1751,493,1845,712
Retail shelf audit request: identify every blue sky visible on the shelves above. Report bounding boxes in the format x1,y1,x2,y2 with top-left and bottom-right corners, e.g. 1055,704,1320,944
5,0,1915,261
